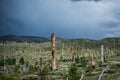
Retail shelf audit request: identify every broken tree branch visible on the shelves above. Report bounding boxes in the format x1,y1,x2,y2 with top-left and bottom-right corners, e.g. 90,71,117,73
80,73,84,80
98,65,110,80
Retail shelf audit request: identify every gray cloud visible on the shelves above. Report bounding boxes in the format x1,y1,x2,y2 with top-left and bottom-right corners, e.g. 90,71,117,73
102,21,119,28
0,17,26,35
100,0,120,38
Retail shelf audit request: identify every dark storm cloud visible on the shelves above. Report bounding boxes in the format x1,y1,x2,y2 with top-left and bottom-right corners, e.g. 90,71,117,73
0,17,25,35
0,2,25,35
0,17,24,27
0,0,120,39
0,0,39,35
102,21,119,28
71,0,101,2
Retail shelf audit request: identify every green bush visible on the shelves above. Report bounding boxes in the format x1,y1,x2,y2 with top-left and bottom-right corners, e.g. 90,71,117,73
28,65,36,73
22,76,39,80
6,58,16,65
106,69,117,74
0,73,20,80
75,54,80,63
0,58,16,66
14,64,21,73
80,57,88,67
0,59,4,66
66,63,81,80
39,65,51,80
19,56,25,65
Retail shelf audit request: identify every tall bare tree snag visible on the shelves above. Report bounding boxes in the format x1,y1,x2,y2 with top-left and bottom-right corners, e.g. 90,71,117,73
101,45,105,65
51,32,57,70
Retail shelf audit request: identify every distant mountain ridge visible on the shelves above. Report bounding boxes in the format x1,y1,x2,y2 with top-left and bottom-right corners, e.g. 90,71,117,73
0,35,50,43
0,35,119,43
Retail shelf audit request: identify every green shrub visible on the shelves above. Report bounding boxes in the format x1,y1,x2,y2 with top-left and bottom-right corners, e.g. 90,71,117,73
22,76,39,80
75,54,80,63
6,58,16,65
80,57,88,67
0,73,20,80
28,65,36,73
39,65,51,80
14,64,21,73
0,58,16,66
66,63,81,80
0,59,4,66
19,56,25,65
106,69,117,74
60,55,63,61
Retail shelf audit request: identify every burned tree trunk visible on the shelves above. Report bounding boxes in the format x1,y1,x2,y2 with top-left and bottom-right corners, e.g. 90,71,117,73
51,32,57,70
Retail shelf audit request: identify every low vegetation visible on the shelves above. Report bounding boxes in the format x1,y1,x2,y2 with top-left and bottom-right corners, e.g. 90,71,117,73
0,36,120,80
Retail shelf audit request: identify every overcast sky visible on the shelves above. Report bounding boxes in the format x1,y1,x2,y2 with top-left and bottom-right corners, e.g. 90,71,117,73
0,0,120,39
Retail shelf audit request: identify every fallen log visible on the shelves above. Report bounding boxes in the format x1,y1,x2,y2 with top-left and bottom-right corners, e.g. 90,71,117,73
98,65,110,80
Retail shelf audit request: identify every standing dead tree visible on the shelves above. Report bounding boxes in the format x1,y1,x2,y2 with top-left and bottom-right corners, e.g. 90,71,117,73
101,45,105,65
51,32,57,70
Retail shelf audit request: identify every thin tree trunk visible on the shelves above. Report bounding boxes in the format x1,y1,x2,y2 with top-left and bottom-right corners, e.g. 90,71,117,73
101,45,104,65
